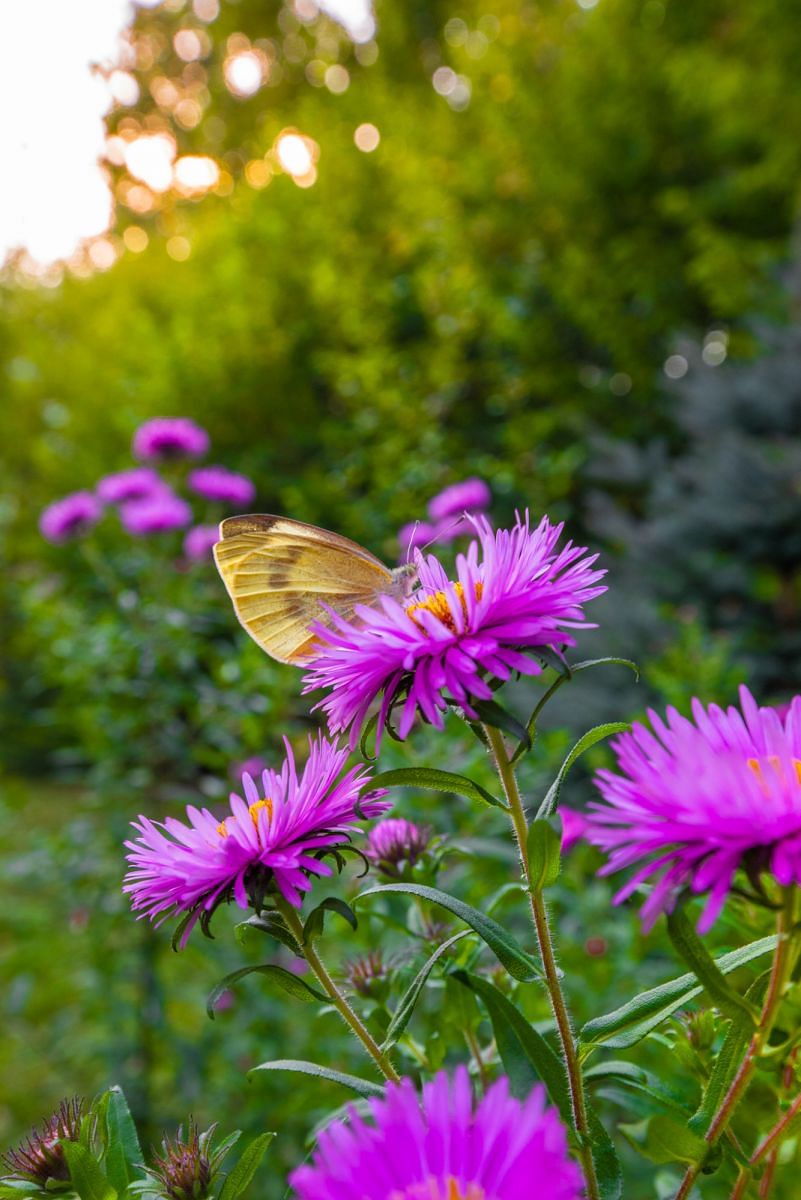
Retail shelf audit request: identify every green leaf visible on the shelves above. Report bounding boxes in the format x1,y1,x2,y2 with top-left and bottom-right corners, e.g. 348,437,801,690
369,767,506,810
234,914,302,955
471,698,531,753
536,723,630,820
103,1087,145,1194
587,1108,623,1200
303,897,358,944
382,931,473,1050
620,1115,707,1166
60,1144,116,1200
356,883,541,982
207,965,326,1018
217,1134,274,1200
585,1061,691,1119
666,908,758,1026
249,1060,384,1098
526,818,562,891
451,971,572,1123
515,657,639,760
580,935,777,1050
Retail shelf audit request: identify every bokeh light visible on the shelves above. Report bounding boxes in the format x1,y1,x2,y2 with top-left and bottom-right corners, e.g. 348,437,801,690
274,131,319,187
224,50,266,97
354,123,380,152
123,133,177,193
174,155,220,194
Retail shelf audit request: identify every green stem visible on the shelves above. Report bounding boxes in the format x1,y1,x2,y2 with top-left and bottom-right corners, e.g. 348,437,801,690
676,889,800,1200
278,902,400,1083
484,723,600,1200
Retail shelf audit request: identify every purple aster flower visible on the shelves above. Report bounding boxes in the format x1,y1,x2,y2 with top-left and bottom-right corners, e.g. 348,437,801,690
304,514,606,747
188,465,256,507
133,417,210,462
560,808,588,853
365,818,432,876
290,1067,582,1200
587,688,801,933
96,467,166,504
120,493,193,535
124,734,390,946
39,491,103,543
183,524,219,561
428,478,491,523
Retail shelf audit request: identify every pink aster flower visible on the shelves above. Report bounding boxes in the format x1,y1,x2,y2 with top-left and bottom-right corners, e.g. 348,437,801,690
290,1067,582,1200
183,524,219,561
120,493,193,535
96,467,166,504
133,417,210,461
39,491,103,543
304,514,606,747
365,818,432,876
123,734,390,945
587,688,801,933
428,478,492,522
188,465,256,507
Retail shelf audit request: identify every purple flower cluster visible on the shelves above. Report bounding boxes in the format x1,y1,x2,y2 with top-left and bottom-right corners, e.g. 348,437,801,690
188,466,256,507
124,734,390,945
39,492,103,543
96,468,165,504
588,688,801,932
290,1068,582,1200
183,525,220,561
121,494,193,536
133,418,210,462
305,513,606,746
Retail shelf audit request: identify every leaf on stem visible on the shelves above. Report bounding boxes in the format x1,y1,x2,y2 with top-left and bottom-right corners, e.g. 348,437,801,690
471,698,532,752
536,723,630,820
666,908,758,1026
250,1060,385,1098
303,897,358,945
369,767,507,810
382,931,473,1050
207,964,326,1019
356,882,542,982
526,817,562,891
217,1134,275,1200
514,657,639,763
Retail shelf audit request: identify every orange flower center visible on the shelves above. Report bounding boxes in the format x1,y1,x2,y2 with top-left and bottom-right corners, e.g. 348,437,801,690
747,757,801,789
406,581,483,634
394,1179,485,1200
217,797,273,839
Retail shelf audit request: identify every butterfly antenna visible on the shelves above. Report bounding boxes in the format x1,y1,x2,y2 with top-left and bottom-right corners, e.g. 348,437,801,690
420,511,475,553
404,521,420,564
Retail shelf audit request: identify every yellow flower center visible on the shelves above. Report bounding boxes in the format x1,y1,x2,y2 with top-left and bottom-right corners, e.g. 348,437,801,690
747,757,801,788
406,581,483,634
393,1178,485,1200
217,798,273,839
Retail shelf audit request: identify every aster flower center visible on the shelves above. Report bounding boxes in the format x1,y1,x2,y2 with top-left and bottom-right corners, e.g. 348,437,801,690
398,1177,485,1200
406,581,483,633
217,798,273,839
747,756,801,789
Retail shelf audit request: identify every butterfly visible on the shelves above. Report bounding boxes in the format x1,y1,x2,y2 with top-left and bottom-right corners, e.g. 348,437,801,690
213,514,418,664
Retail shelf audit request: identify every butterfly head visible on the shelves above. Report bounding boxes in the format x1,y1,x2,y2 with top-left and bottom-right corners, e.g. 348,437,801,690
390,561,419,599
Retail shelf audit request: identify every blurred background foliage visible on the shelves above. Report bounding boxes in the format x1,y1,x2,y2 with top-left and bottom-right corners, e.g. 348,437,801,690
1,0,801,1195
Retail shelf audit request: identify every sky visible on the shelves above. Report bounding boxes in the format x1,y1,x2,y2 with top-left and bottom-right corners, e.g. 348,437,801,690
0,0,371,268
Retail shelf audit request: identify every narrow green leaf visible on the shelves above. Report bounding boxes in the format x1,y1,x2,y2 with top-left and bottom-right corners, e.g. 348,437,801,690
357,883,541,982
61,1144,116,1200
514,658,639,762
537,723,630,820
250,1060,384,1098
452,971,572,1123
580,936,776,1050
207,965,326,1018
471,698,531,752
369,767,506,811
217,1134,274,1200
526,818,562,891
667,908,758,1026
585,1061,692,1119
383,931,473,1050
303,897,358,944
104,1087,145,1193
587,1108,623,1200
689,973,769,1137
235,913,302,955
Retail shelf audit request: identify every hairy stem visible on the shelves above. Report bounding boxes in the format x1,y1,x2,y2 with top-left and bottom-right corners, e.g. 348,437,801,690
278,902,400,1083
676,889,799,1200
484,723,600,1200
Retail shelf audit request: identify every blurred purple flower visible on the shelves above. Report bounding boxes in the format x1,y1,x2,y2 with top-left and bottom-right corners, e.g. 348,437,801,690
188,466,256,507
133,418,210,462
428,478,491,523
229,756,269,783
39,491,103,543
560,808,588,852
397,521,437,556
183,524,219,561
290,1067,582,1200
365,818,432,875
96,467,166,504
304,514,606,747
124,734,390,946
121,493,193,535
587,688,801,932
